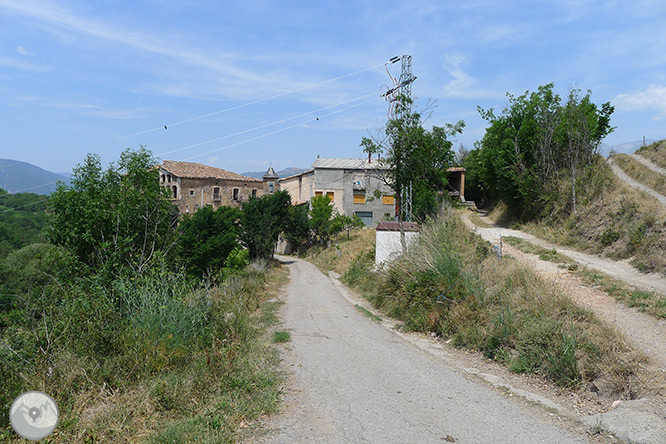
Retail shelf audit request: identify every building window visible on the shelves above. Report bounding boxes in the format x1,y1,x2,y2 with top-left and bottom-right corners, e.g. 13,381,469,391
268,183,274,193
172,185,178,199
251,189,257,197
167,174,172,183
213,187,221,201
326,191,334,201
189,189,195,196
382,195,395,205
161,174,165,183
315,191,323,197
353,192,365,204
232,188,240,201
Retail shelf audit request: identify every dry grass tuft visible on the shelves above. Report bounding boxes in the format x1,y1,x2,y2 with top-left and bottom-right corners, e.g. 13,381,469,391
306,228,376,275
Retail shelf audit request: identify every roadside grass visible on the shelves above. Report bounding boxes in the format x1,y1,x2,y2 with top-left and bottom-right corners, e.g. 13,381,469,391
637,139,666,169
354,304,383,323
468,212,495,228
573,267,666,319
507,160,666,276
306,228,376,275
342,204,648,398
271,331,291,343
614,153,666,196
2,261,289,443
501,236,575,265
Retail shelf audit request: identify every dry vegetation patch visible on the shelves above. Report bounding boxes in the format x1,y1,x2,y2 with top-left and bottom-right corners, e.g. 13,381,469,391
511,162,666,276
305,228,376,275
637,139,666,169
341,206,649,400
614,153,666,195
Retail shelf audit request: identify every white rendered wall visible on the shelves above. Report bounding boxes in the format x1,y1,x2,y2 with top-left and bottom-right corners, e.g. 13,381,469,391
375,230,419,266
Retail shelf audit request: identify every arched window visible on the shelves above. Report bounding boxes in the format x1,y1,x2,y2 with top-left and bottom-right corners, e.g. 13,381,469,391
172,185,178,199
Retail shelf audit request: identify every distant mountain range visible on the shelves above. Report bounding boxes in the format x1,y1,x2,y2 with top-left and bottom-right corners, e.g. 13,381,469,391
600,139,657,156
241,167,310,179
0,159,70,195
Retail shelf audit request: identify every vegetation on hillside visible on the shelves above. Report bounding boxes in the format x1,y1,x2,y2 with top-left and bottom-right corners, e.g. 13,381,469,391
637,139,666,169
613,153,666,195
0,148,294,442
0,189,48,257
342,205,646,396
464,84,613,218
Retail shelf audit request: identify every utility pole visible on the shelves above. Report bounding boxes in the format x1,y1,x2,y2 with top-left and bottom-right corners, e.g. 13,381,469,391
396,55,416,222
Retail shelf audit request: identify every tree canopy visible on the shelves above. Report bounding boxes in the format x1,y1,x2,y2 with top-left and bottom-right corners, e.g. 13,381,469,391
361,97,464,222
466,84,614,218
49,147,177,273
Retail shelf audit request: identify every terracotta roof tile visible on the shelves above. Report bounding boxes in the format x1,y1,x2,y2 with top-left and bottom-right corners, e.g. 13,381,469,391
160,160,261,182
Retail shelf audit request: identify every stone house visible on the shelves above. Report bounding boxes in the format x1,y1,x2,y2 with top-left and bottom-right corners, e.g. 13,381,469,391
159,160,275,215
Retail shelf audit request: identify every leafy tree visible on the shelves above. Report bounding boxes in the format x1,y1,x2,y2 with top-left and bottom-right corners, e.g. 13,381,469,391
178,205,241,277
361,96,464,248
330,213,364,239
240,190,291,260
49,147,177,273
309,194,334,243
284,203,311,254
472,84,614,218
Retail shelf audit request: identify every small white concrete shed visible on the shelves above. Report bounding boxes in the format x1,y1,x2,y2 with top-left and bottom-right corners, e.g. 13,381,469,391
375,221,420,266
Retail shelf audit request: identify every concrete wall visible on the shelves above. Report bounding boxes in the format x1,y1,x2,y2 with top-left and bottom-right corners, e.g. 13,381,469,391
280,172,314,205
375,230,419,265
342,170,394,226
313,169,344,214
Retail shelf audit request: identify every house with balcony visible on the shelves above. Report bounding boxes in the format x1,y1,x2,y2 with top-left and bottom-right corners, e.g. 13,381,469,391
159,160,272,215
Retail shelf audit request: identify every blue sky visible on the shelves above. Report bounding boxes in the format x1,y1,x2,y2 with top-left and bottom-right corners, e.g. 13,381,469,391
2,0,666,176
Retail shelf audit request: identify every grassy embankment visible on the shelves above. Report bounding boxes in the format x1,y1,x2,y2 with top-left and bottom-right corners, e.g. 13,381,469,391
333,206,648,398
499,158,666,276
502,236,666,319
613,153,666,196
637,139,666,169
1,261,289,443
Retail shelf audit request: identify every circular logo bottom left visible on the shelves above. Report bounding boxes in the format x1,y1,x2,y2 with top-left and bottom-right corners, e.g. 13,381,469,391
10,391,59,440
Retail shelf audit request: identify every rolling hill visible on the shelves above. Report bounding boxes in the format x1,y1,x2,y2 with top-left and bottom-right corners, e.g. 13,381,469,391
0,159,70,195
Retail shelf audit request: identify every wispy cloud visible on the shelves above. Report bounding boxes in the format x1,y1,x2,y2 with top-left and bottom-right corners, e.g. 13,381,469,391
440,54,500,100
0,0,297,98
16,45,32,56
0,56,49,72
614,85,666,119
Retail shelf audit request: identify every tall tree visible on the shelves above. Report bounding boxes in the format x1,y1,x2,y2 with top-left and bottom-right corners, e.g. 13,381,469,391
473,84,614,218
240,190,291,260
178,205,241,277
49,147,177,273
361,96,464,248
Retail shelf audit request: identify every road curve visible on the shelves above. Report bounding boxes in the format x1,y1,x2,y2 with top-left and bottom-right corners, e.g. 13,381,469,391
263,256,586,444
608,157,666,207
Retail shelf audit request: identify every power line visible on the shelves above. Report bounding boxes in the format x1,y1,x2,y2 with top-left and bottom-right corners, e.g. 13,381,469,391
182,95,381,161
157,92,377,158
0,198,49,214
120,62,387,140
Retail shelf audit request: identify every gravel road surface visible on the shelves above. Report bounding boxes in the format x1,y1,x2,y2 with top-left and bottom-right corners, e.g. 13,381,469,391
263,256,586,444
608,157,666,207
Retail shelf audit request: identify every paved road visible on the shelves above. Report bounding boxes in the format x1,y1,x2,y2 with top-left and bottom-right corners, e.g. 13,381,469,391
264,256,586,444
